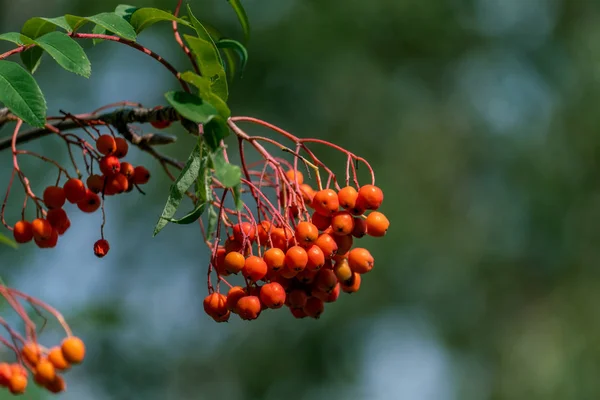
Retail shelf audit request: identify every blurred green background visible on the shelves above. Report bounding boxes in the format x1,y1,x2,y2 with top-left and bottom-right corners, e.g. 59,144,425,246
2,0,600,399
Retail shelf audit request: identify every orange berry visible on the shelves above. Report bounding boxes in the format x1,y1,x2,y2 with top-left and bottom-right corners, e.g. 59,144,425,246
237,296,262,320
93,239,110,258
313,283,341,303
114,137,129,158
290,307,308,318
233,222,256,243
295,221,319,246
285,245,308,272
63,178,86,203
315,269,338,293
96,134,116,155
260,282,286,309
77,190,101,213
8,373,27,394
106,173,129,194
279,267,298,279
314,233,338,259
330,211,355,236
366,211,390,237
21,342,42,366
10,364,27,377
86,174,105,194
285,169,304,185
60,336,85,364
224,251,245,274
341,272,361,293
263,248,285,272
334,258,353,283
296,269,318,284
34,358,56,384
256,220,272,244
311,211,331,231
13,220,33,243
337,186,358,210
99,155,120,176
120,162,135,178
287,289,308,309
133,166,150,185
306,244,325,271
348,248,374,274
43,186,66,209
34,228,58,249
45,375,66,393
0,362,11,386
46,209,70,235
352,217,367,238
31,218,53,241
333,233,353,255
299,184,315,204
47,347,70,371
243,256,268,282
303,297,325,319
312,189,340,216
270,227,293,250
203,292,228,320
357,184,384,210
226,286,247,313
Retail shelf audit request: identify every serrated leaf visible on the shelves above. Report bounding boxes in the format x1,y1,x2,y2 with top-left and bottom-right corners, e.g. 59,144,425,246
164,91,218,125
129,8,191,34
0,232,18,249
0,61,47,127
92,6,138,42
0,33,34,46
154,141,202,236
226,0,250,43
180,71,230,118
217,39,248,78
87,12,137,41
34,32,91,78
20,18,56,73
184,35,228,101
211,152,241,188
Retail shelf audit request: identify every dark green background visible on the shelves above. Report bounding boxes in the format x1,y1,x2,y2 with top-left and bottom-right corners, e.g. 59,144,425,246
1,0,600,399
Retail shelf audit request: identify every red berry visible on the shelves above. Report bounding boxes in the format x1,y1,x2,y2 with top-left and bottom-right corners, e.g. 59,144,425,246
43,186,66,209
133,166,150,185
63,178,86,203
259,282,286,309
93,239,110,258
99,155,121,176
96,134,116,155
13,220,33,243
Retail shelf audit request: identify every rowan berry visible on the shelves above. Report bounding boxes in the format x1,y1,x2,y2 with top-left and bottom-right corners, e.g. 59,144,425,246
316,269,338,293
93,239,110,258
341,272,361,293
0,363,11,386
270,227,293,250
34,359,56,384
285,245,308,272
86,174,105,194
243,256,268,282
43,186,66,209
348,248,374,274
77,190,101,213
224,251,245,274
312,189,340,216
305,244,325,271
333,233,353,255
32,218,53,241
63,178,86,203
279,268,298,279
263,247,285,272
299,184,315,204
47,347,70,371
357,184,384,210
236,296,262,320
295,221,319,246
8,373,27,394
45,375,66,394
96,134,116,155
290,307,307,318
213,310,231,322
233,222,256,243
21,341,42,365
105,173,129,194
114,137,129,158
150,113,172,129
366,211,390,237
133,166,150,185
34,228,58,248
311,211,331,231
226,286,247,313
119,162,135,178
46,209,70,235
352,217,368,238
314,233,338,259
296,269,318,284
313,283,341,303
13,220,33,243
257,220,272,244
60,336,86,364
10,364,26,378
287,289,308,309
99,155,121,176
303,297,325,319
203,292,228,319
285,169,304,185
331,211,355,236
337,186,358,210
260,282,286,309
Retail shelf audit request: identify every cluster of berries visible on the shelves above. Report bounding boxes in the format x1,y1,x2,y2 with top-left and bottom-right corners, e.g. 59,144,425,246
0,336,85,395
10,135,150,257
203,169,389,321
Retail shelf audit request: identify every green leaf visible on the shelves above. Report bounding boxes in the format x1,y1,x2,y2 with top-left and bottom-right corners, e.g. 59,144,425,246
154,141,203,236
115,4,139,21
226,0,250,43
203,117,230,151
164,91,218,125
184,35,228,101
87,12,137,41
0,233,18,249
0,61,47,127
217,39,248,78
0,33,34,46
40,16,73,32
180,71,231,118
34,32,91,78
206,205,218,238
129,8,191,34
20,18,56,73
232,183,243,211
64,15,88,31
211,151,241,188
164,202,206,225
